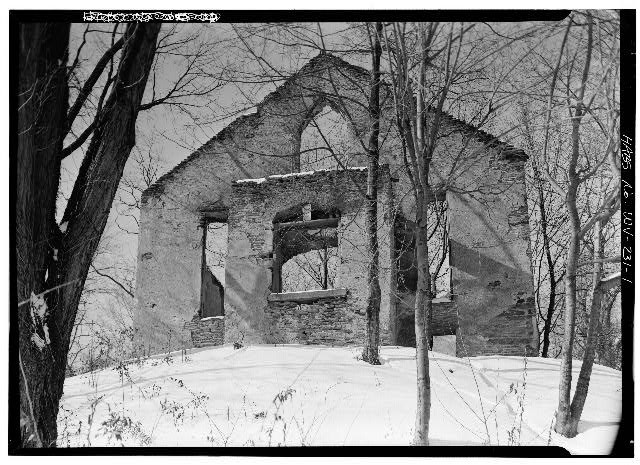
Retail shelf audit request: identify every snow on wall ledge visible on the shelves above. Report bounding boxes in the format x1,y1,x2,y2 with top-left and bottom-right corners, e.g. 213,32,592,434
233,167,368,185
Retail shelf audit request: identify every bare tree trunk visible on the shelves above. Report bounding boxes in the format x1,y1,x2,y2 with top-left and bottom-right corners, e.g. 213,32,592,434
559,215,619,437
362,22,382,365
383,19,457,448
322,244,329,290
413,199,432,446
17,22,70,448
540,279,557,357
554,180,580,436
428,209,448,350
565,220,605,436
532,159,558,358
525,145,558,357
17,23,161,448
519,102,560,358
555,14,594,435
428,275,436,350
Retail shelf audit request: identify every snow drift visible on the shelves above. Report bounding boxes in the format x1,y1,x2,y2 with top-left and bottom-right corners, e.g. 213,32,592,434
57,344,621,453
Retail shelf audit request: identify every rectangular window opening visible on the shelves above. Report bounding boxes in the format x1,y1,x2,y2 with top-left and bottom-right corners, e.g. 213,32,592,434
281,245,339,293
200,220,227,318
271,212,340,296
427,199,451,299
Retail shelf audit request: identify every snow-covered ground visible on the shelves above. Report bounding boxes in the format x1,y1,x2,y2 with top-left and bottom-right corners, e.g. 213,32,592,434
57,344,621,453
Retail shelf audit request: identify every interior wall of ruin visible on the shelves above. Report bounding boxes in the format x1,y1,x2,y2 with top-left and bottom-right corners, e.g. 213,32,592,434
380,113,538,356
223,168,393,346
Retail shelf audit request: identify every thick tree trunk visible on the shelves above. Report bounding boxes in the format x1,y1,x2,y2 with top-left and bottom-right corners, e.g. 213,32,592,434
362,22,382,365
555,13,594,437
17,22,70,448
17,23,161,448
413,200,432,446
554,192,580,436
565,221,605,436
428,215,447,350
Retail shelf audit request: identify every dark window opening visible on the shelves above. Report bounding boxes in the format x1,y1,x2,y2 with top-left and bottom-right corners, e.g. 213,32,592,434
394,199,451,347
427,199,451,299
200,220,227,318
395,200,450,298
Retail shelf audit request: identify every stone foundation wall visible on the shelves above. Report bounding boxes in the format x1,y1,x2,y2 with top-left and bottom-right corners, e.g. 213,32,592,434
264,296,364,345
455,301,538,356
184,316,224,347
395,293,458,347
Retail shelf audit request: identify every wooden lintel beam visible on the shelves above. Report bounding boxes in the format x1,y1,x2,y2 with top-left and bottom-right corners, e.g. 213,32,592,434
200,210,229,223
274,217,339,231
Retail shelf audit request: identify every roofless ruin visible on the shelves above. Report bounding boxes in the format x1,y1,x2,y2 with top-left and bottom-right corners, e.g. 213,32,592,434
135,54,538,357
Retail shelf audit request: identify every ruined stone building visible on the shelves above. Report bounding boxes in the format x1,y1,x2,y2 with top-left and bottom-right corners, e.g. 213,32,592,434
135,53,538,357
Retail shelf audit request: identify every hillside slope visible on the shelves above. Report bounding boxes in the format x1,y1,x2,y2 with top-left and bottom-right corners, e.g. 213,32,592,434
57,345,621,453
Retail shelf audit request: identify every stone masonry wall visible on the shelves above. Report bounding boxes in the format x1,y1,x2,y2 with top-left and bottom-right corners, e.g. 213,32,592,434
381,110,538,356
224,167,393,346
395,294,458,347
184,316,224,347
135,54,376,353
264,296,362,345
445,150,538,357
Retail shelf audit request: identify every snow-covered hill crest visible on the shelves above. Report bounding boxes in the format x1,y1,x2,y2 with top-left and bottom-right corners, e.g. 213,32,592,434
57,345,621,453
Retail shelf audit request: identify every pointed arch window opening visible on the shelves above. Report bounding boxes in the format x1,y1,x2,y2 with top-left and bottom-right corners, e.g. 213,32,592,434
297,105,364,174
